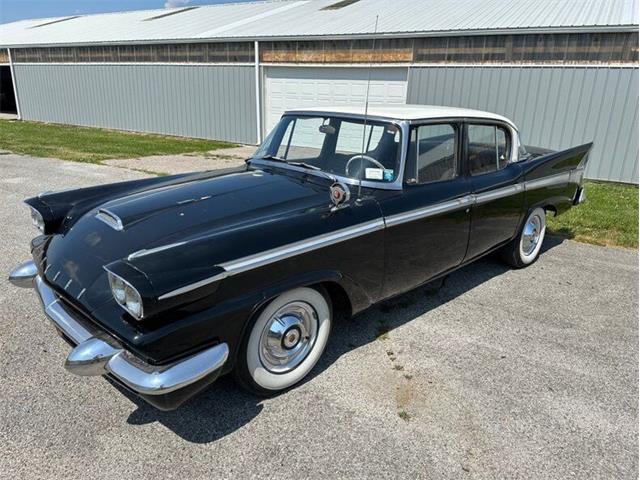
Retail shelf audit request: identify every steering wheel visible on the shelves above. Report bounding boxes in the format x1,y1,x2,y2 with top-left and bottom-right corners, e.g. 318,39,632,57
345,154,386,177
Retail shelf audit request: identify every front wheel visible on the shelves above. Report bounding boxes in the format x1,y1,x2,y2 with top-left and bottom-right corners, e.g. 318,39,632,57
501,207,547,268
234,286,332,396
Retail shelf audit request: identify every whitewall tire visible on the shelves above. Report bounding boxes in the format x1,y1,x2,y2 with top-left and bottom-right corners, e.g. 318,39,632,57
502,207,547,268
234,287,332,395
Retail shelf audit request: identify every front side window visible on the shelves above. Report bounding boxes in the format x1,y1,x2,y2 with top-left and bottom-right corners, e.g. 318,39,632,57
254,115,402,184
406,124,457,184
468,124,511,176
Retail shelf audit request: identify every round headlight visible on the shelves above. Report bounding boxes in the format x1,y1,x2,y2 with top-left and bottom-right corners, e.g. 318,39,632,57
124,284,143,318
111,276,126,304
29,207,45,233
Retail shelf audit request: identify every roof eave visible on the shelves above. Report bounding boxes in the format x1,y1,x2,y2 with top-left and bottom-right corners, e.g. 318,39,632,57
0,24,637,49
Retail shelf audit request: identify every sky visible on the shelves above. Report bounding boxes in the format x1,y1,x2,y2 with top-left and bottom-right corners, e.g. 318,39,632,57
0,0,255,24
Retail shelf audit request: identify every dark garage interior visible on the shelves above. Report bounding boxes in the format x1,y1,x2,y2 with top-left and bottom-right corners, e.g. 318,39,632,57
0,66,16,114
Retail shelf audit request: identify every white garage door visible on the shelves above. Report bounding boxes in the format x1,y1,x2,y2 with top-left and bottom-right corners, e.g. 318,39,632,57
264,66,408,135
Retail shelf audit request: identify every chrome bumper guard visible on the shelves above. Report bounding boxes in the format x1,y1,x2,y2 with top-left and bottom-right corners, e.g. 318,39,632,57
15,265,229,397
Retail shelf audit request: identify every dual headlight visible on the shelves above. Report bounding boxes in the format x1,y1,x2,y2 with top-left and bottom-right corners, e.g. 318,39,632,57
106,270,144,320
28,203,146,321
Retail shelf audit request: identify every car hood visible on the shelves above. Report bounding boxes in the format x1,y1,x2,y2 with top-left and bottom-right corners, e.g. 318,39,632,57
41,167,334,312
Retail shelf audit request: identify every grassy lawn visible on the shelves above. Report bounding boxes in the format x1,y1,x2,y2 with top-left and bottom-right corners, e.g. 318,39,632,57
0,119,233,163
548,181,638,249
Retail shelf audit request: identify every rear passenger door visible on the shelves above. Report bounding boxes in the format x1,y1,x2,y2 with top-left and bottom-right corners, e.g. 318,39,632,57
465,122,524,260
379,122,471,298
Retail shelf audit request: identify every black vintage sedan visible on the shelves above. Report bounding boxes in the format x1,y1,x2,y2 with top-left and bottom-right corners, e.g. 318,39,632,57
9,105,591,410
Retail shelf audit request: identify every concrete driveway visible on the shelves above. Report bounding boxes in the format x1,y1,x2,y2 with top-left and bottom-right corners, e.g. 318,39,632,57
0,154,637,479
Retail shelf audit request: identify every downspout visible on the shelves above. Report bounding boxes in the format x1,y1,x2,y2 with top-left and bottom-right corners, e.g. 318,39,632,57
7,48,22,119
254,40,261,144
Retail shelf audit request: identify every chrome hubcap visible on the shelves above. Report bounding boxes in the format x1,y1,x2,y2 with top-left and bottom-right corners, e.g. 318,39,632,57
522,215,542,255
259,301,318,374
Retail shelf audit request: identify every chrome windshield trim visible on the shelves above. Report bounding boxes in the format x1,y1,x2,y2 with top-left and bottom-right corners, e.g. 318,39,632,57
158,218,385,300
250,116,409,191
95,208,124,231
524,171,571,190
283,110,407,124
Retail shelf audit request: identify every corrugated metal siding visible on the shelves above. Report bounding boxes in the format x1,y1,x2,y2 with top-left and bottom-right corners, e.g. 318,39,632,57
407,66,639,183
0,0,637,47
13,64,257,144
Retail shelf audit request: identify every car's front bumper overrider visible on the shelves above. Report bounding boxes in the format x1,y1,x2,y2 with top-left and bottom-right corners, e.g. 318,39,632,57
9,261,229,410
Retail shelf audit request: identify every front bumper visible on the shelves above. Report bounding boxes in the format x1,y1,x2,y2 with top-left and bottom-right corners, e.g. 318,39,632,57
10,261,229,410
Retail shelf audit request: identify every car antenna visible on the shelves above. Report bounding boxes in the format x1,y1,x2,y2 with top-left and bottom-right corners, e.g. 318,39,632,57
356,14,379,202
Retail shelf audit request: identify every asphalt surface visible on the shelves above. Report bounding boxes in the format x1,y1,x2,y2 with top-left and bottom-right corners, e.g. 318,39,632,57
0,154,637,479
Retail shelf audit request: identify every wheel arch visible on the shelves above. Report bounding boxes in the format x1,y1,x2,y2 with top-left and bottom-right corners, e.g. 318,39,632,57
543,204,558,217
230,270,365,367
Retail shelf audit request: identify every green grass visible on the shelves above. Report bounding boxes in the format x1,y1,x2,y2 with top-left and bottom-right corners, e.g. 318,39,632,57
0,119,233,163
548,181,638,249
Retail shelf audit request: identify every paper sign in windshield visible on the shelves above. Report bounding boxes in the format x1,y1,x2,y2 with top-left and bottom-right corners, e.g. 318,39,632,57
365,168,384,180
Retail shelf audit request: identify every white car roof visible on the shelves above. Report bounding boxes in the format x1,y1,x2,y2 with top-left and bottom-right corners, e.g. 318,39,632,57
284,104,517,129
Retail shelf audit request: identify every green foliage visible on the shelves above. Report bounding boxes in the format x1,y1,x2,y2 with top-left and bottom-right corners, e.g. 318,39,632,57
548,182,638,249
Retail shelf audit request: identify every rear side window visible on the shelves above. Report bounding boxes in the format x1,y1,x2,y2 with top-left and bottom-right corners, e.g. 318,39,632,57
406,124,457,185
468,124,511,176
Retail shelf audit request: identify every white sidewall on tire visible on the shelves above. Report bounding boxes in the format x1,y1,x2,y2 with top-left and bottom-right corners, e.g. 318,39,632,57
247,287,331,391
519,207,547,265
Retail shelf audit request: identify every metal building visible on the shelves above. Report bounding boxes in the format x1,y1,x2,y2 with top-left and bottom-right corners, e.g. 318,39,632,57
0,0,637,183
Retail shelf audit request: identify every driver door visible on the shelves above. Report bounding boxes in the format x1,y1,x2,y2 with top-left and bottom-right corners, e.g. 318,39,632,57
378,122,472,298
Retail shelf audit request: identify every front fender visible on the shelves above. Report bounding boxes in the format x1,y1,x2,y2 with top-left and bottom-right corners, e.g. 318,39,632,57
228,268,370,370
250,268,370,319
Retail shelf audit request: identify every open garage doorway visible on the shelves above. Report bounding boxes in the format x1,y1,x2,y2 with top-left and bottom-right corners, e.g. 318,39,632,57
0,66,17,115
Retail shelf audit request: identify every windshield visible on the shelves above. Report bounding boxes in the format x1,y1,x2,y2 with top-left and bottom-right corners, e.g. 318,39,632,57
253,115,403,183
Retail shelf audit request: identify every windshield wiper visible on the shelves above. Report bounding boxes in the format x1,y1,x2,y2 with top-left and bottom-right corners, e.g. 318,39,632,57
287,161,321,171
257,155,335,182
258,154,288,163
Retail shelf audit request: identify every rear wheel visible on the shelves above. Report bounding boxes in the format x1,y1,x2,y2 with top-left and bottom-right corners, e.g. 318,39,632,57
501,207,547,268
234,286,332,396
